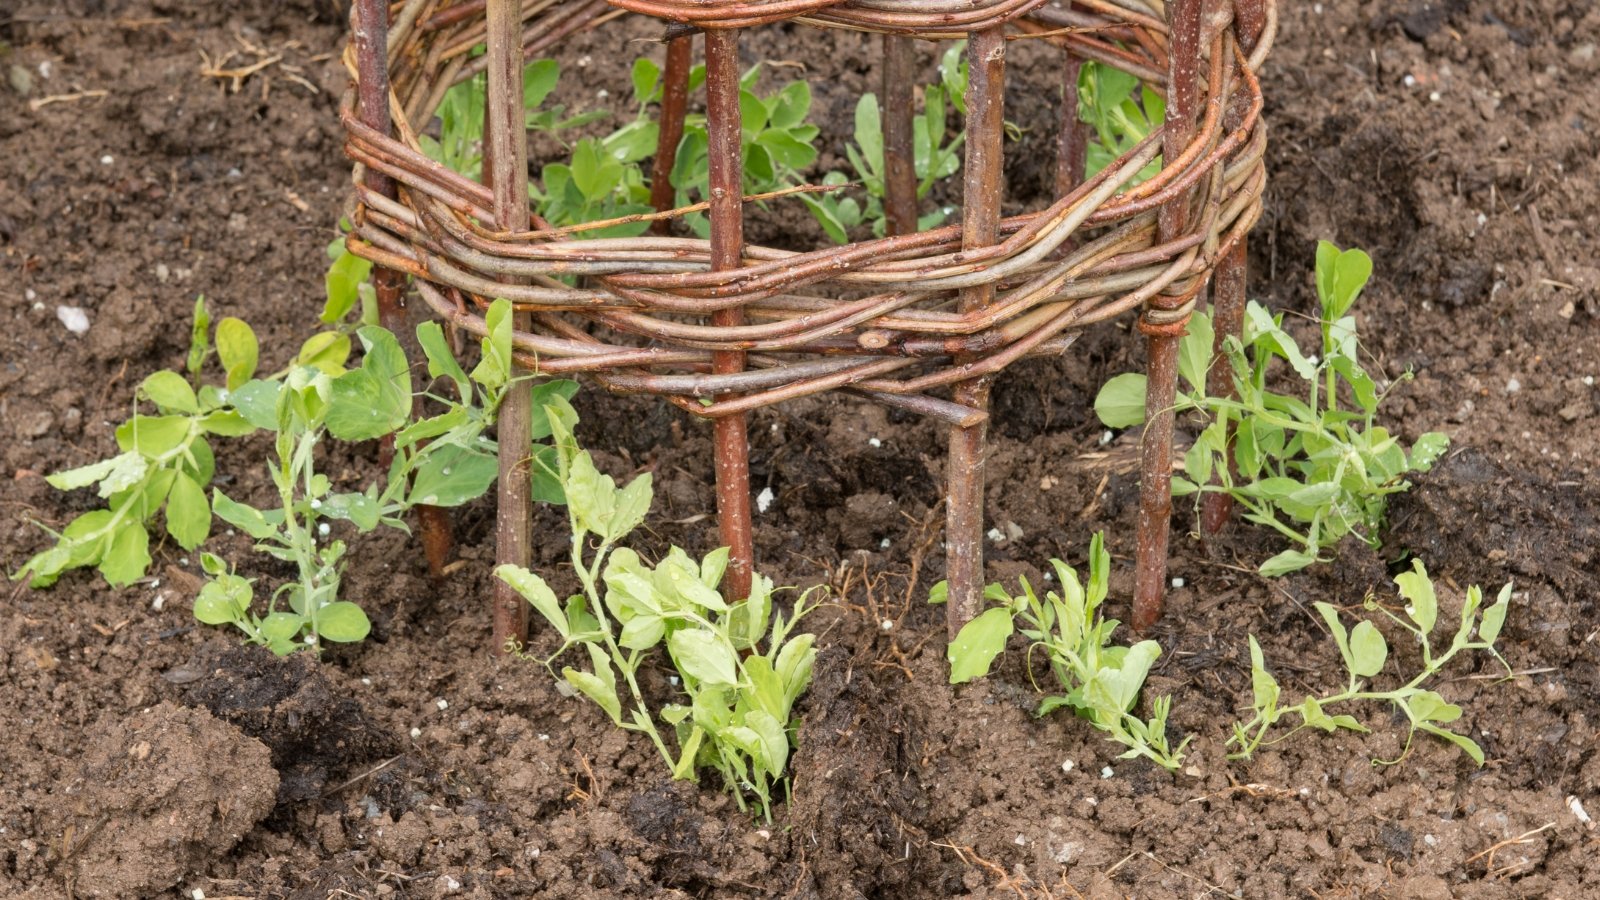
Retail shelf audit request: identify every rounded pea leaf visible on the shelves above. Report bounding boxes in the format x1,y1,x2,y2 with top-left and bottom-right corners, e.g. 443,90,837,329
316,601,371,643
215,317,259,390
165,472,211,550
1347,619,1388,678
948,607,1015,684
668,628,739,686
140,370,199,414
1094,372,1148,429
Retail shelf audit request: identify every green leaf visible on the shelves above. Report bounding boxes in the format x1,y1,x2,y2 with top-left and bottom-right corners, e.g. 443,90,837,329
198,410,255,437
605,473,652,542
165,472,211,550
1175,308,1215,394
1247,635,1280,713
630,57,659,106
1477,583,1511,644
194,574,251,625
215,317,259,390
668,628,739,686
496,564,568,640
947,607,1014,684
408,445,497,507
1409,432,1449,472
141,370,199,414
1347,619,1388,678
527,380,580,439
98,522,151,587
322,247,372,324
1094,372,1148,428
471,298,514,391
529,444,565,504
743,708,791,777
187,295,211,379
564,666,623,724
1406,689,1462,724
1394,559,1437,634
927,580,949,605
296,331,351,376
1317,242,1373,322
769,80,811,130
116,415,193,460
1259,548,1316,577
259,612,305,643
416,321,471,401
46,453,141,495
523,58,560,109
317,601,372,643
1313,601,1355,674
229,380,282,431
1417,723,1484,765
320,492,380,531
212,490,279,541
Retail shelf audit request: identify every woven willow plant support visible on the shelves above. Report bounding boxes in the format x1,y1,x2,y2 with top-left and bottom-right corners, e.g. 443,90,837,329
341,0,1276,650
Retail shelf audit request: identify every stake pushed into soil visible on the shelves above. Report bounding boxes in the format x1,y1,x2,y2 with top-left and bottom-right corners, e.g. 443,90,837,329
355,0,456,579
705,29,756,603
485,0,535,652
1132,0,1203,632
944,28,1006,639
881,35,919,238
648,34,693,234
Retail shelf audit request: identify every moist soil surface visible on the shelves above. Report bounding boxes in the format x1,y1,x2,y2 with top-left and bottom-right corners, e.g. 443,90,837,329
3,1,1599,897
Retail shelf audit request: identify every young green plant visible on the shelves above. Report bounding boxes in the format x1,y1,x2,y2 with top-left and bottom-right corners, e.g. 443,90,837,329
196,300,576,653
498,406,817,822
1094,242,1448,575
1229,560,1512,765
1078,60,1164,184
14,297,257,589
939,534,1189,770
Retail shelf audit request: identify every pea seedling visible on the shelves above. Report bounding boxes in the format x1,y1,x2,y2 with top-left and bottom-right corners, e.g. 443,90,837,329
499,406,817,822
1230,560,1512,765
1095,242,1449,575
1078,60,1164,184
14,297,256,588
938,534,1189,770
197,300,577,653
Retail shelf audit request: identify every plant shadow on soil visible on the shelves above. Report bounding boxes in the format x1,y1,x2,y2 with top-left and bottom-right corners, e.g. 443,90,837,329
2,0,1599,897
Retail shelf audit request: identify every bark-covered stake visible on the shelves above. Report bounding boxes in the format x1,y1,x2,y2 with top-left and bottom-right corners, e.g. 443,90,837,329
881,35,919,238
704,29,756,602
484,0,534,652
1132,0,1202,632
649,34,693,233
945,28,1006,638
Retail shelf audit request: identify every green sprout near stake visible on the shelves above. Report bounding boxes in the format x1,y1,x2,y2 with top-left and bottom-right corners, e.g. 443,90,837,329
1230,560,1513,766
499,406,817,822
939,534,1189,770
1095,242,1449,575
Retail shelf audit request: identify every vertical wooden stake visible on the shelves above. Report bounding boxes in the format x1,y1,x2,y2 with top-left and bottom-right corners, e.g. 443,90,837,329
945,28,1006,639
649,35,693,234
1132,0,1202,633
1200,239,1247,535
1053,30,1088,203
486,0,533,652
882,35,919,237
356,0,454,579
704,29,756,602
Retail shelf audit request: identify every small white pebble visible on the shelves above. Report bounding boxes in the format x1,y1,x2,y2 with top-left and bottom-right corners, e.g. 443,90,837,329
317,522,330,537
192,890,205,900
1170,577,1185,589
1013,834,1027,846
38,61,52,79
152,594,166,611
577,55,591,67
1584,376,1594,387
1085,796,1098,807
868,437,882,448
436,699,449,711
880,619,894,632
1506,378,1521,393
1101,766,1114,779
304,634,316,644
1429,91,1442,102
1424,833,1439,846
410,727,422,739
1061,759,1075,773
24,288,36,301
100,154,114,165
1312,2,1322,12
669,675,680,686
443,875,462,893
879,538,891,549
596,89,608,99
56,305,90,334
986,527,1005,543
180,557,189,566
538,733,550,741
309,498,322,509
1099,430,1114,445
756,486,775,514
1403,74,1417,88
361,678,372,686
757,828,772,840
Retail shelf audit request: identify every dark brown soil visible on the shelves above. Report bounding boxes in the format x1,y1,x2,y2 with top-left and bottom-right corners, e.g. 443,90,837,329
3,0,1599,898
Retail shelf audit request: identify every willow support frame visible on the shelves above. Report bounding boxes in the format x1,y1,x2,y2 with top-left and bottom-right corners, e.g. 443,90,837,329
339,0,1275,645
